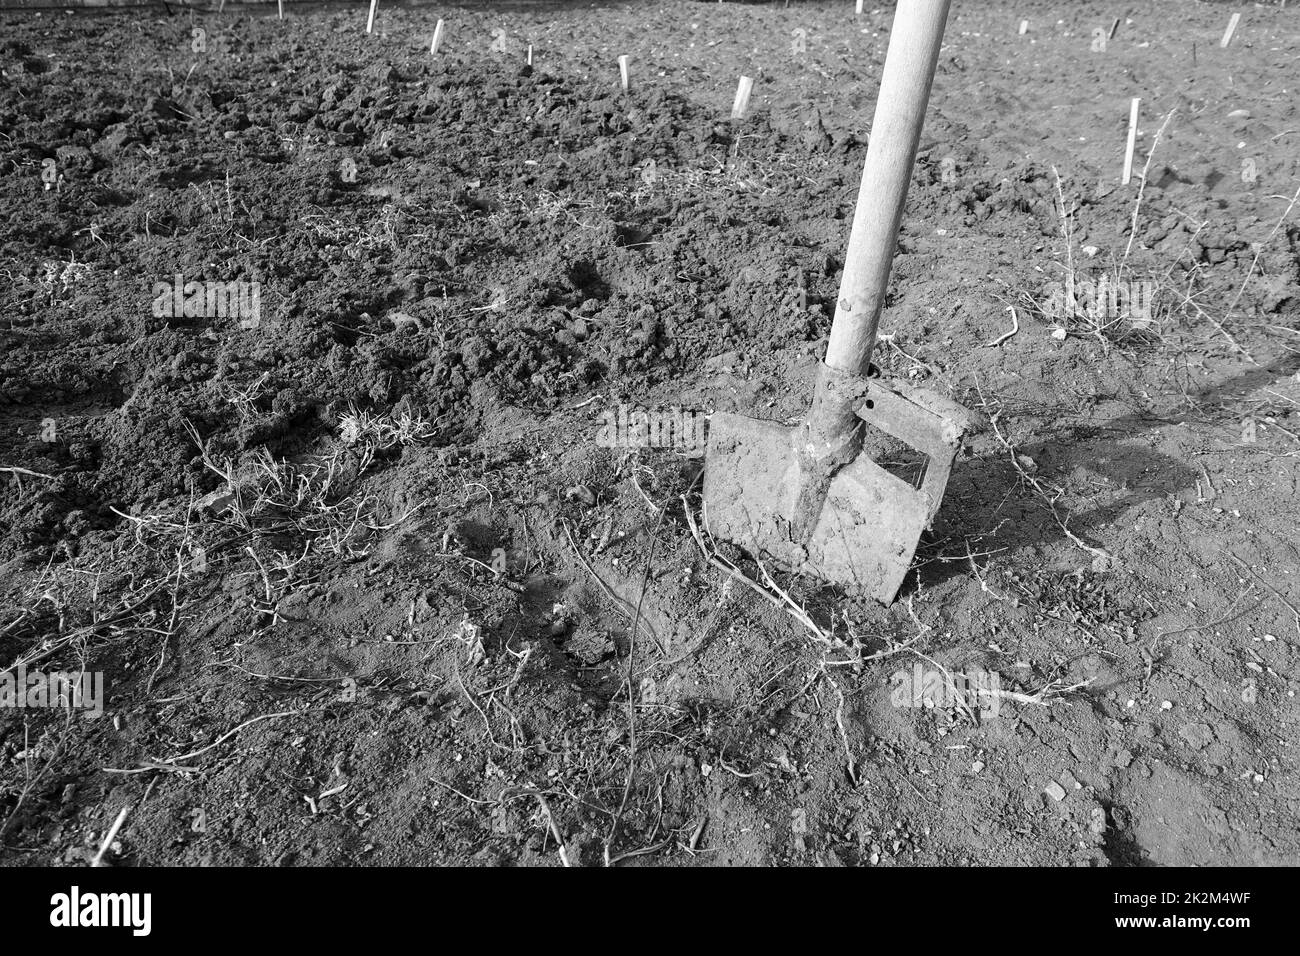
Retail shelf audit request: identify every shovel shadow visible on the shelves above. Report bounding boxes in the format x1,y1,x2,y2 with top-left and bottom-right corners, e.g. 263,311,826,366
911,352,1300,590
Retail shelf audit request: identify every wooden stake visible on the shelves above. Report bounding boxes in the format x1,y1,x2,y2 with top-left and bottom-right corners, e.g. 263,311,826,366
618,54,630,91
1018,19,1028,35
366,0,377,35
277,0,283,20
856,0,864,14
1122,97,1139,186
527,44,533,66
1108,17,1120,40
91,806,132,868
731,75,754,119
431,19,444,54
1220,12,1240,48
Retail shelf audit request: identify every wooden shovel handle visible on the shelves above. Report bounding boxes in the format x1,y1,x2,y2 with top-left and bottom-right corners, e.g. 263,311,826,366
824,0,952,375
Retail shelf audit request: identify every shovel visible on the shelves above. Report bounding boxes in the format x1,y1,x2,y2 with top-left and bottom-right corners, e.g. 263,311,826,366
703,0,978,604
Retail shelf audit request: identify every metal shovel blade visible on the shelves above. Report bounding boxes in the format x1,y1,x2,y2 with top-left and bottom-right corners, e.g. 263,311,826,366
703,380,969,603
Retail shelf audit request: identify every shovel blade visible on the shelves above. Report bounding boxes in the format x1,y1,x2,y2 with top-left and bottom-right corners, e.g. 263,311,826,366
703,411,932,603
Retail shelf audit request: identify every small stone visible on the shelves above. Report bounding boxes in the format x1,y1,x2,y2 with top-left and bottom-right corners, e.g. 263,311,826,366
1089,807,1107,834
704,350,741,371
1044,781,1067,802
387,311,422,333
191,487,236,514
564,485,596,507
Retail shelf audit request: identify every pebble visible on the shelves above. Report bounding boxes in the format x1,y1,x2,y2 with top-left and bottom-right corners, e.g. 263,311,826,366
564,485,596,507
1044,781,1067,802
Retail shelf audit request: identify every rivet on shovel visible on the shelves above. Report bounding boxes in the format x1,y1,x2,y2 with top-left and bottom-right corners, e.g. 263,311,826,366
703,0,980,605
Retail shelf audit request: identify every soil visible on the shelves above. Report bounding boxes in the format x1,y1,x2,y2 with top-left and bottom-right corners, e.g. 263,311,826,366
1,0,1298,867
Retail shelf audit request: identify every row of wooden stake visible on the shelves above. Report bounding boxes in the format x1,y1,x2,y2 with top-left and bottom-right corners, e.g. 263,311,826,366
345,2,1261,173
354,0,1262,48
428,15,754,116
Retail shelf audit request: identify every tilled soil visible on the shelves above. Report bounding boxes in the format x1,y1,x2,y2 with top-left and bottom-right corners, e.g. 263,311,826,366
1,0,1298,866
